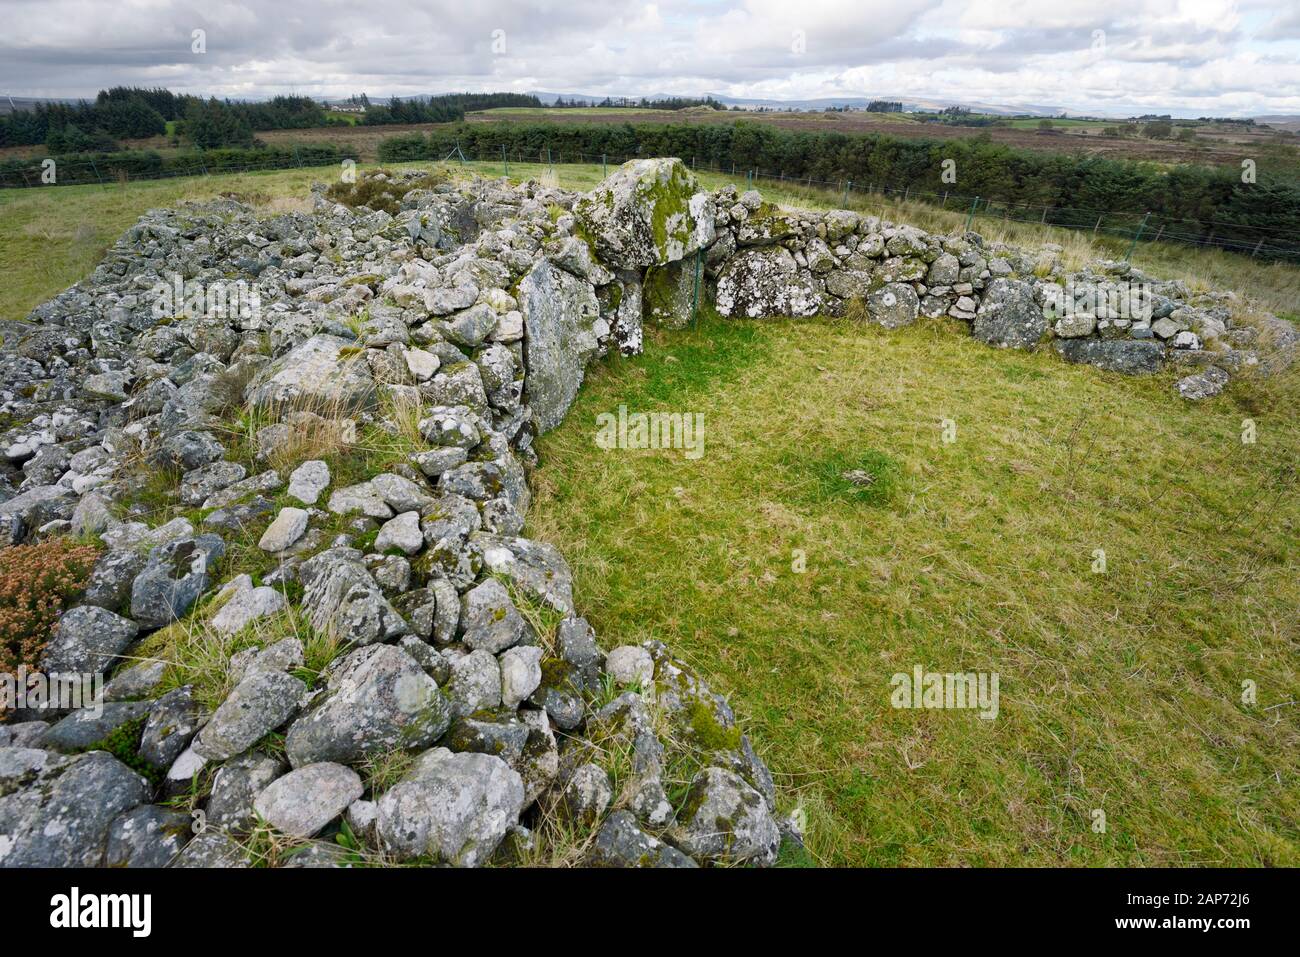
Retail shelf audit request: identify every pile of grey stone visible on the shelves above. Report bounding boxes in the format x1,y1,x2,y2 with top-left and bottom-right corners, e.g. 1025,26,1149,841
0,160,793,869
0,157,1293,869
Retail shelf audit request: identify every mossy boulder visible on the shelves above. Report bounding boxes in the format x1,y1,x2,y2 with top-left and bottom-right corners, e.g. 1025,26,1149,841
574,158,715,269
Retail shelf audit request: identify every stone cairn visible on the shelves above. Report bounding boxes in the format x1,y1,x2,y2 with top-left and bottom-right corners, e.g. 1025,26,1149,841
0,158,1293,868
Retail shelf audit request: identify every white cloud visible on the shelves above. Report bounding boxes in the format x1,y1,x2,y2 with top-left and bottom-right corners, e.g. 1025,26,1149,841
0,0,1295,115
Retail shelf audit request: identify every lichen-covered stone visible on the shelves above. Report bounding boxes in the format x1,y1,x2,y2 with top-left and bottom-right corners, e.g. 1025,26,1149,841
575,157,715,268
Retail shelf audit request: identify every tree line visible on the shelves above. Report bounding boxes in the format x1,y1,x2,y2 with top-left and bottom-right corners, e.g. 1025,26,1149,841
357,92,541,126
0,88,542,150
0,142,356,189
377,120,1300,260
549,96,725,110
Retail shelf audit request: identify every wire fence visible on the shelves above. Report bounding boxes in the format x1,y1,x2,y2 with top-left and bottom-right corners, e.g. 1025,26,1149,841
4,144,1298,262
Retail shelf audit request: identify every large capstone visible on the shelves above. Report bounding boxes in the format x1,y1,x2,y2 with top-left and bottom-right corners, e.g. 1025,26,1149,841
574,158,715,268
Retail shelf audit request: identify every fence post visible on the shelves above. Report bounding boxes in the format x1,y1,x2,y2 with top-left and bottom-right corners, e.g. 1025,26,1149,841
1040,206,1047,225
690,249,703,327
965,196,979,232
602,153,607,177
1251,238,1264,258
502,144,508,176
842,181,851,206
1124,211,1151,261
1152,224,1164,243
88,157,107,189
1093,215,1103,236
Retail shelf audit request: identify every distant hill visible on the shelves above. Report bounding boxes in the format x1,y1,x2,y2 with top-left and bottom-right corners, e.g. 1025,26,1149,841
0,95,83,114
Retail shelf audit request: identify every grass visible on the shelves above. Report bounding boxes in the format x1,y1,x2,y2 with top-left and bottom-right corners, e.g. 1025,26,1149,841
526,313,1300,867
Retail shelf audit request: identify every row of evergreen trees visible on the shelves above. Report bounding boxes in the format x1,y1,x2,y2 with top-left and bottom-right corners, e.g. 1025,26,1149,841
0,88,542,149
0,88,331,149
378,120,1300,259
550,96,725,110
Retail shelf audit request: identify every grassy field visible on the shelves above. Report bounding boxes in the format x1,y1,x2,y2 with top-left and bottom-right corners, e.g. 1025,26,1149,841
2,160,1297,867
528,312,1299,866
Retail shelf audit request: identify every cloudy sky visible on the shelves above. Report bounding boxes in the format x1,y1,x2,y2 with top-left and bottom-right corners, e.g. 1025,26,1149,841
2,0,1298,116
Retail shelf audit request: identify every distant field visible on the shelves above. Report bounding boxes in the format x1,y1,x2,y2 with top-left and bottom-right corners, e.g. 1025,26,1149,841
3,107,1295,172
1002,117,1112,130
460,107,1298,169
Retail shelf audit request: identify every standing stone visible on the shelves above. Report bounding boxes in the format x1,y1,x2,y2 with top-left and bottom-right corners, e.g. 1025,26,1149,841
518,259,602,433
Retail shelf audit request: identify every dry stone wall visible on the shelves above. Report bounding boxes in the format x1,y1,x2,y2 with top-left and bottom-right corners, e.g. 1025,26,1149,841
0,157,1294,869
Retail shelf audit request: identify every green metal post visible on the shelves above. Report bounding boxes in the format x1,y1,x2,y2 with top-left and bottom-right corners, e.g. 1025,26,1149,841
965,196,979,231
1124,211,1151,261
690,249,703,327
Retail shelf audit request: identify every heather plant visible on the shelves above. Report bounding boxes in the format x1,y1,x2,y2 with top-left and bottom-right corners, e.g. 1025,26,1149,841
0,538,101,680
325,168,448,215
